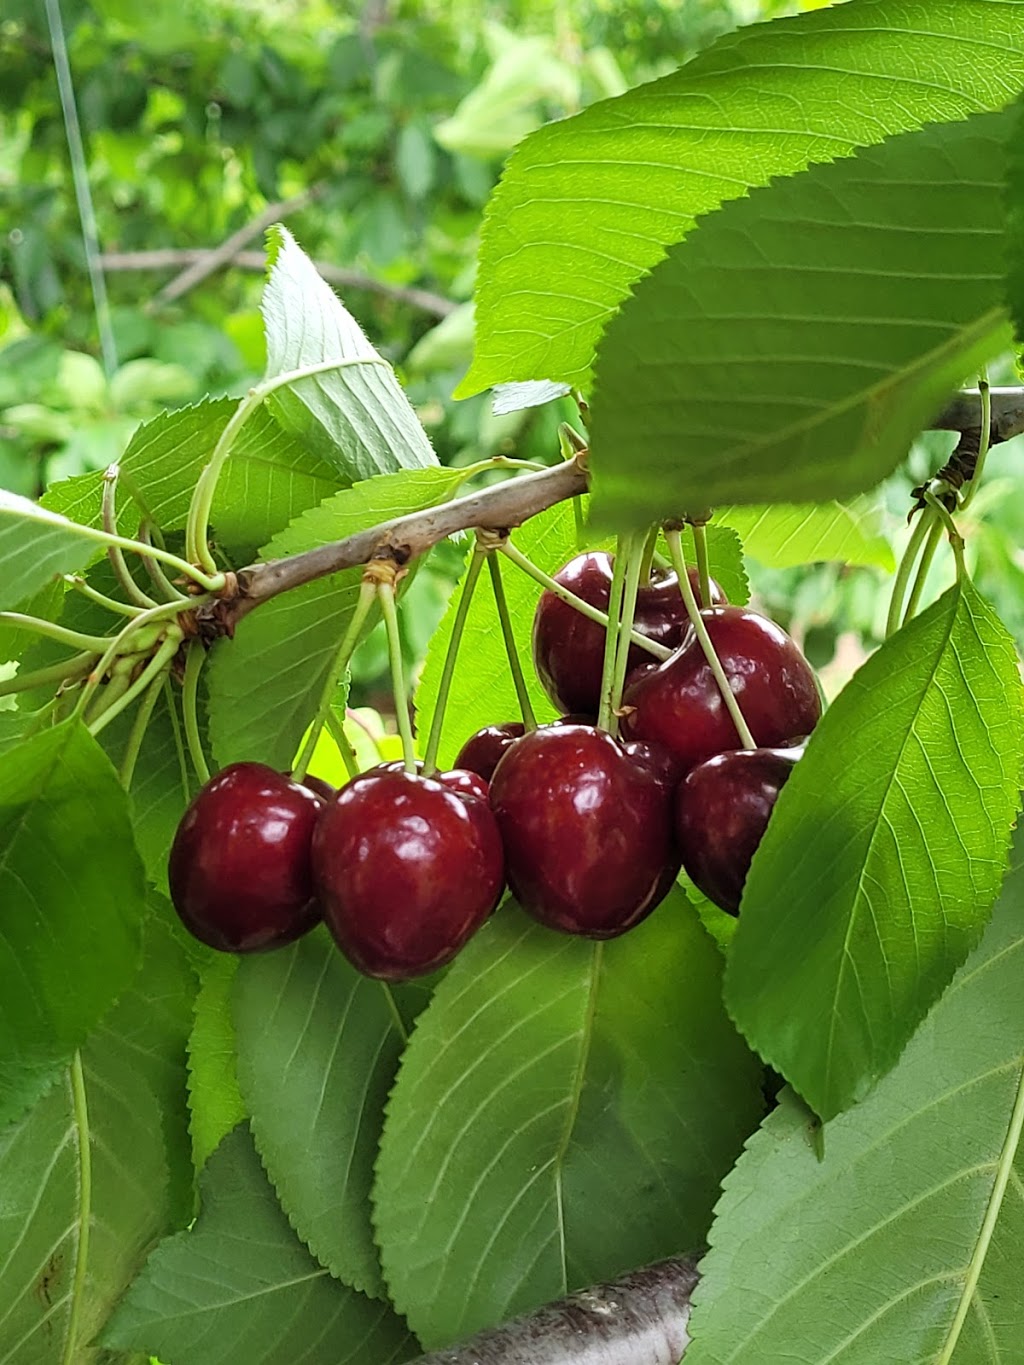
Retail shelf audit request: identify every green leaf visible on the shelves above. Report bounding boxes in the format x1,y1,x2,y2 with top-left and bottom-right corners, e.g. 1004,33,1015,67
588,110,1014,526
374,891,764,1349
717,500,894,570
207,468,462,770
234,927,410,1298
0,581,66,662
0,719,146,1125
187,955,247,1174
1008,93,1024,348
686,831,1024,1365
726,578,1024,1121
262,225,437,481
678,524,749,607
102,1124,416,1365
461,0,1024,395
0,491,103,611
0,909,195,1359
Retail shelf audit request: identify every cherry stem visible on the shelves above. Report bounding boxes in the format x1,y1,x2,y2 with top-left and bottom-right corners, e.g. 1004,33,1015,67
292,578,377,783
63,574,143,617
181,639,211,785
377,579,417,774
162,677,191,805
665,528,757,751
185,356,390,573
103,466,158,609
421,540,487,776
498,540,671,660
487,551,538,733
118,662,168,787
325,708,361,780
608,532,650,737
691,522,713,608
597,537,629,735
0,612,112,653
637,526,658,588
885,505,938,638
137,521,190,603
89,631,181,738
72,597,198,721
902,514,946,624
959,370,991,513
0,652,96,699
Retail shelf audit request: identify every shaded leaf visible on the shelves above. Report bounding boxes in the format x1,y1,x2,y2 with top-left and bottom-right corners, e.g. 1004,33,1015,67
589,110,1013,526
0,720,145,1126
234,927,410,1298
1008,92,1024,349
0,911,194,1360
0,491,101,611
461,0,1024,395
262,226,436,481
102,1125,416,1365
187,955,246,1174
374,892,764,1349
726,578,1024,1120
686,831,1024,1365
717,500,893,570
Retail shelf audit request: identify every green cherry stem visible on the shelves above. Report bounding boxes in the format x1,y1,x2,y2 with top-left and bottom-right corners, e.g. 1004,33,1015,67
377,578,417,774
665,528,756,750
163,677,192,805
498,540,671,660
637,526,658,588
605,532,648,737
292,578,377,783
901,511,948,626
63,574,144,617
137,521,190,603
692,522,713,608
103,465,158,609
596,536,629,735
421,540,487,776
885,505,937,639
0,652,97,699
486,551,537,732
181,639,211,785
0,612,112,653
325,707,361,781
185,356,390,573
959,371,991,513
72,597,198,721
89,632,181,739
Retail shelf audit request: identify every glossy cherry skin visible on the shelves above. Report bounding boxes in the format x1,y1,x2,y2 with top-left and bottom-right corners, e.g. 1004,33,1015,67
375,760,491,803
301,773,338,803
168,763,324,953
312,769,504,980
620,607,821,777
676,746,802,914
453,723,525,782
488,725,680,938
531,551,725,716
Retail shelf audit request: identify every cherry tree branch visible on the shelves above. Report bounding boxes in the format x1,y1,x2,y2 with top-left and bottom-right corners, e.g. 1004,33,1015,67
407,1257,699,1365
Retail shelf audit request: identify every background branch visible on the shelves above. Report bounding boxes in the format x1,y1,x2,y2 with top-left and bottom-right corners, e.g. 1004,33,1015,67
98,248,456,318
407,1257,699,1365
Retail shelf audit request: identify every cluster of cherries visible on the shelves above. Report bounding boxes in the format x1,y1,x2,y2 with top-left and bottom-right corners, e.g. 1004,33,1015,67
168,550,821,981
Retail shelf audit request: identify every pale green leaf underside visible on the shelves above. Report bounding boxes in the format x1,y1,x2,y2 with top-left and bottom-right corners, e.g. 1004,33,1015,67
0,721,145,1126
0,492,98,611
0,915,194,1363
263,225,436,481
207,468,463,770
102,1125,415,1365
234,929,408,1299
589,110,1012,524
726,579,1024,1120
374,893,763,1349
687,835,1024,1365
461,0,1024,396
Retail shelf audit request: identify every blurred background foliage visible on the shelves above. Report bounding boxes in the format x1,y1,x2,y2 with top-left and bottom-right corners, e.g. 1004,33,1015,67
1,0,1022,713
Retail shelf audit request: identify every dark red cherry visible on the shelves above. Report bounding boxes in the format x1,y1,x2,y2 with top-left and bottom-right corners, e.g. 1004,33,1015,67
531,551,724,716
312,769,504,980
375,759,490,802
168,762,324,953
300,773,338,802
488,725,680,938
621,607,821,776
453,723,525,782
676,746,802,913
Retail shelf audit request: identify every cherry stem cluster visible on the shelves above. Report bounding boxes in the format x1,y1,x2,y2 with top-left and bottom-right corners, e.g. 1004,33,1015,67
596,539,629,735
421,541,487,776
378,578,418,774
487,553,537,732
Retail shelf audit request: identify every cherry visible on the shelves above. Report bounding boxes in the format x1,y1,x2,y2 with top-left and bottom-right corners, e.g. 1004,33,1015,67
312,769,504,980
300,773,337,802
453,723,525,781
488,725,680,938
620,607,820,776
168,763,324,953
374,759,491,802
531,551,724,716
676,746,802,913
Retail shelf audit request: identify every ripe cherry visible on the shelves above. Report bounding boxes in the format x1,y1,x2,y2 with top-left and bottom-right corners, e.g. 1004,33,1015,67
312,769,504,980
621,607,820,776
676,746,802,913
488,725,680,938
453,723,525,781
168,763,324,953
531,552,725,717
301,773,338,802
374,759,491,802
